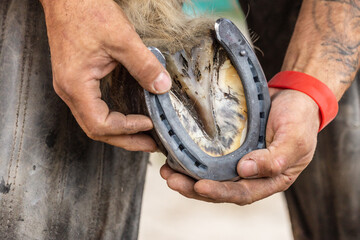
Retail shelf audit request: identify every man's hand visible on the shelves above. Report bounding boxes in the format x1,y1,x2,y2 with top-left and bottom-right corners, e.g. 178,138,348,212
161,0,360,205
160,89,320,205
40,0,171,151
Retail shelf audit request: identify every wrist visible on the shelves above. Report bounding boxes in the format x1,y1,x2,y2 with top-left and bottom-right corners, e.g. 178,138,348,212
268,71,338,132
269,88,321,136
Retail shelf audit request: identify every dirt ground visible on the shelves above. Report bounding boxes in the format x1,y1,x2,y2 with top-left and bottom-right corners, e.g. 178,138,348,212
139,153,293,240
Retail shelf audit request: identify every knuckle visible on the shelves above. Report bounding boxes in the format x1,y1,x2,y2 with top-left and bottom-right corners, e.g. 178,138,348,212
52,80,63,96
241,183,255,205
269,163,283,176
86,130,100,141
121,136,140,151
84,120,106,140
53,74,76,98
255,153,282,177
123,117,137,132
52,78,75,105
270,157,287,176
233,182,254,206
110,115,134,135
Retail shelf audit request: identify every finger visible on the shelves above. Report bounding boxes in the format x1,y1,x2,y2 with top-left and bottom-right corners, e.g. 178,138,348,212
160,164,219,203
55,79,154,139
237,128,312,178
160,163,176,180
99,133,157,152
237,106,316,178
106,12,172,94
194,174,295,205
122,43,172,94
165,172,219,203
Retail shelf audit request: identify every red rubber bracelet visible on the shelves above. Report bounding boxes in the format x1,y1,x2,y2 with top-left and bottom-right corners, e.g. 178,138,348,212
268,71,338,132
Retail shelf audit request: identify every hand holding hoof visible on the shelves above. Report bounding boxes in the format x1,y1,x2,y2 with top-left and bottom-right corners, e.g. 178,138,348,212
41,0,171,151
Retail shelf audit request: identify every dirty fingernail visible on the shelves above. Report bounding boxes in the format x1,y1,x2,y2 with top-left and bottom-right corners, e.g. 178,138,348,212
239,160,258,178
153,72,171,93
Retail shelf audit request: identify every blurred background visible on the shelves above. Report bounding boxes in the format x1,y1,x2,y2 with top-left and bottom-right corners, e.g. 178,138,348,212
139,1,293,239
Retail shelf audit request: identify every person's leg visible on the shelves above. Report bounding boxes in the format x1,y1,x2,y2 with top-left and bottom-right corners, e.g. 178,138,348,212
0,1,148,239
239,1,360,239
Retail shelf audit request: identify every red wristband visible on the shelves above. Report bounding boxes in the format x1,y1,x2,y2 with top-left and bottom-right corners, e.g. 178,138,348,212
268,71,338,132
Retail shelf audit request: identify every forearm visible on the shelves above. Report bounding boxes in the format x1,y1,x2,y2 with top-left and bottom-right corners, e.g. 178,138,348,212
282,0,360,100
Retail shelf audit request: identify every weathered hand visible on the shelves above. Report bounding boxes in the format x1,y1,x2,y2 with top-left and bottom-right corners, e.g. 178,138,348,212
40,0,171,151
160,88,320,205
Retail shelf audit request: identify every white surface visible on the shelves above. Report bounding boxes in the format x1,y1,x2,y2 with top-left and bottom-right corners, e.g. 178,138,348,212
139,153,293,240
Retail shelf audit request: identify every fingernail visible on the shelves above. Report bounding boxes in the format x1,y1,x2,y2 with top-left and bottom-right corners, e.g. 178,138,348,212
239,160,258,178
153,72,171,93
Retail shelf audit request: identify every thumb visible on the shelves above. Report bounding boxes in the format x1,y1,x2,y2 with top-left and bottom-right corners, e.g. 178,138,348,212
109,26,172,94
237,125,314,179
236,147,288,179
